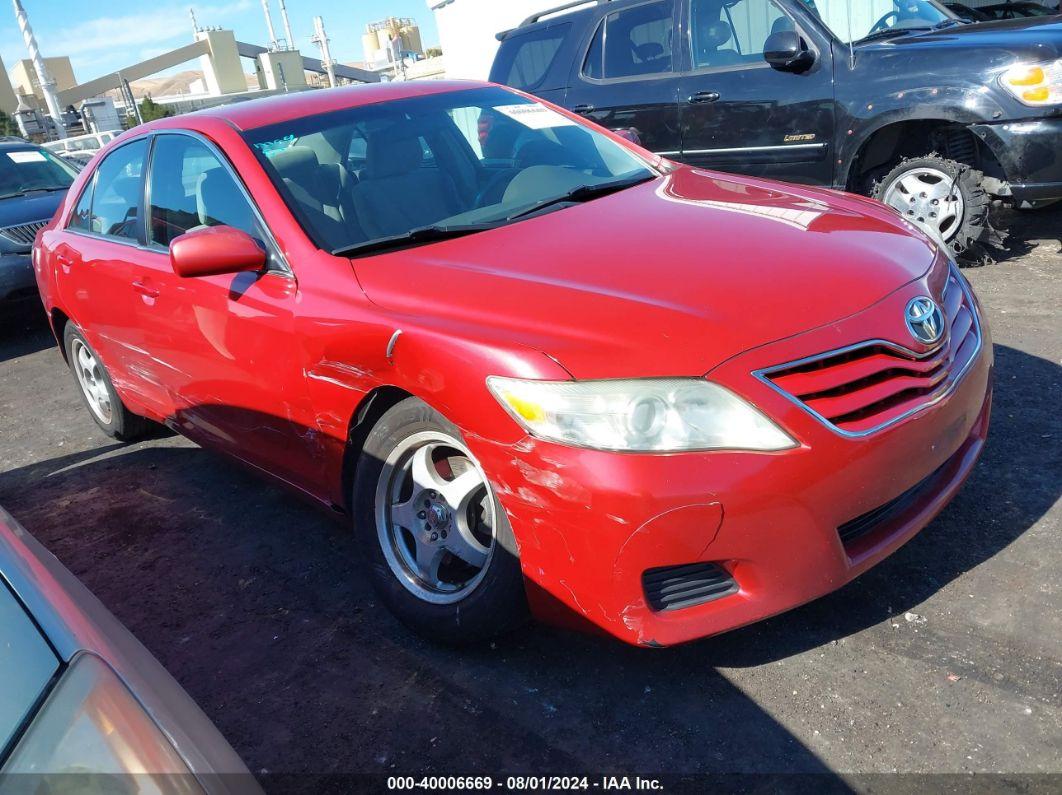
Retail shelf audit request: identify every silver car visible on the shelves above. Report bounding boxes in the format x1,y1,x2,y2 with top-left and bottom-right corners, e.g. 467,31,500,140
0,506,260,794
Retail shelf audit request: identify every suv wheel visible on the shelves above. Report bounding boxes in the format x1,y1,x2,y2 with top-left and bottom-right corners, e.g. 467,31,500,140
872,154,994,262
64,325,151,441
354,397,528,643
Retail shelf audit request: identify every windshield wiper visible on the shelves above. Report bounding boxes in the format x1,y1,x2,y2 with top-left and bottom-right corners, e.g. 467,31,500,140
0,186,69,199
853,26,931,45
504,173,656,222
333,222,502,257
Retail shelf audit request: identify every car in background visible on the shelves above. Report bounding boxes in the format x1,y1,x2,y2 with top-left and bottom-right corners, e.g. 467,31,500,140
0,141,76,308
42,130,121,167
944,2,992,21
34,82,992,646
0,506,258,793
978,1,1058,17
490,0,1062,260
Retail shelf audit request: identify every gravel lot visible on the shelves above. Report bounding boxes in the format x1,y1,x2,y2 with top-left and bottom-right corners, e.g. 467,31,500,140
1,208,1059,789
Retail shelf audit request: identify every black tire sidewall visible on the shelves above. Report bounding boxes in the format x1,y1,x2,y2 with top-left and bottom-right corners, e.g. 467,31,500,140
353,397,528,644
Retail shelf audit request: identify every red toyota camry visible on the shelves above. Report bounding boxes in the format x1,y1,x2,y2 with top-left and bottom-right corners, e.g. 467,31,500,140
33,81,992,646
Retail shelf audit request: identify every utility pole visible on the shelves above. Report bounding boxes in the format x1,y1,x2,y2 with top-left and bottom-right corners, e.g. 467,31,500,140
311,16,337,88
260,0,279,50
11,0,65,139
278,0,295,50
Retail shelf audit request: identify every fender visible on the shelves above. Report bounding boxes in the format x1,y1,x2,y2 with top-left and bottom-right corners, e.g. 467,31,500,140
836,88,1009,190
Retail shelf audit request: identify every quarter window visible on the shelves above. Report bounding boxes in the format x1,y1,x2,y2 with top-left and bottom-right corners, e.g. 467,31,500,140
148,135,263,248
583,0,675,80
71,139,147,240
496,23,571,90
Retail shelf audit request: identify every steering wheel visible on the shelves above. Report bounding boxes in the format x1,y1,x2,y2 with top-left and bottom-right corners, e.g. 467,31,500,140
473,169,518,209
868,10,899,34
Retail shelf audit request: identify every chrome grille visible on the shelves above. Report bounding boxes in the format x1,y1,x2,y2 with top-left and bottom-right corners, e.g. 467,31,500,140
0,219,48,248
756,267,982,437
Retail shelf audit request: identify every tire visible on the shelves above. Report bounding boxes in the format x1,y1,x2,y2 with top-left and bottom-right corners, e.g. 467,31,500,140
871,154,998,262
354,397,529,644
63,324,151,441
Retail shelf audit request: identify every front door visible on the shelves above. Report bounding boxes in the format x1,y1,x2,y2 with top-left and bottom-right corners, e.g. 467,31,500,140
133,132,320,490
562,0,683,156
676,0,835,184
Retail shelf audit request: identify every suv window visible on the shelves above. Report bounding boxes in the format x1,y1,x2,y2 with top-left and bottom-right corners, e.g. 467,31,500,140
495,23,571,90
583,0,675,80
70,138,147,240
148,135,263,248
690,0,788,69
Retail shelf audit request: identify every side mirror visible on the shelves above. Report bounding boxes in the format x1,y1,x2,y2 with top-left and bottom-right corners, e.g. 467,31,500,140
763,30,815,72
170,225,266,278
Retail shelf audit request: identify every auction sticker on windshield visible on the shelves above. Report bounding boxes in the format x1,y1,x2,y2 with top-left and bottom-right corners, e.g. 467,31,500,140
7,151,46,163
495,103,577,130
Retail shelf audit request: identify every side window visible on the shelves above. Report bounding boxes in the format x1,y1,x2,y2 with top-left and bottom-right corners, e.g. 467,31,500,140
584,0,675,80
495,23,571,90
75,139,147,240
68,177,96,233
148,135,263,249
690,0,788,69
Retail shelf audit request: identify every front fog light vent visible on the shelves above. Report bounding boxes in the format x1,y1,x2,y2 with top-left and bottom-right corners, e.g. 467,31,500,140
642,562,737,612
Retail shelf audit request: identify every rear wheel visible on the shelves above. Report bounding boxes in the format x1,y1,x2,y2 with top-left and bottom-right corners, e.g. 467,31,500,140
64,325,150,441
354,397,528,643
872,154,995,262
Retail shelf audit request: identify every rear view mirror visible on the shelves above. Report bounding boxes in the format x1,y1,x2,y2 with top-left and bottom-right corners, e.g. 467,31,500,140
170,226,266,278
764,31,815,72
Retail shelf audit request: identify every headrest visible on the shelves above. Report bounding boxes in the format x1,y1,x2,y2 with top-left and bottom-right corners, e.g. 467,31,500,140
270,146,321,185
700,20,733,49
196,167,254,230
365,127,424,179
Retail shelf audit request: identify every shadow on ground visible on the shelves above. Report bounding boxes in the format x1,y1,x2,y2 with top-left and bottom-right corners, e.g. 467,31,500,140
993,205,1061,264
0,343,1057,777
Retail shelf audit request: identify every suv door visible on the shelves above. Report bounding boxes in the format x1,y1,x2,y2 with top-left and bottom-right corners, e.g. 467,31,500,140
135,132,319,488
562,0,683,156
53,138,154,409
676,0,835,184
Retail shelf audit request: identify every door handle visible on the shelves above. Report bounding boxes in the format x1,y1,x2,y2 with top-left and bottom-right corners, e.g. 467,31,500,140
132,280,159,299
571,104,595,114
688,91,720,104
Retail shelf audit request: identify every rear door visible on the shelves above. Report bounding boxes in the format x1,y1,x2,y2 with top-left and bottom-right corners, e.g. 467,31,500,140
562,0,683,156
52,138,154,408
676,0,835,184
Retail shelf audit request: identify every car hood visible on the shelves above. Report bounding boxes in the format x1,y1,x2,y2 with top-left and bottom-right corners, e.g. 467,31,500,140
879,17,1062,57
0,190,66,228
353,167,937,379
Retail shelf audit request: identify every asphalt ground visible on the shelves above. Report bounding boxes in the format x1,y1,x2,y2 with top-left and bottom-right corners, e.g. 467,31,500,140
0,207,1059,792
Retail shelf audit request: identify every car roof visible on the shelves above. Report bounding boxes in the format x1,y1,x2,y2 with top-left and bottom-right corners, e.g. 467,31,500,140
156,79,499,133
0,141,40,150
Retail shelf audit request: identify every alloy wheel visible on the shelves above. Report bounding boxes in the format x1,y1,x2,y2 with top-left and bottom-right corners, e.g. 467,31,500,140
374,431,496,604
881,166,965,243
71,339,112,424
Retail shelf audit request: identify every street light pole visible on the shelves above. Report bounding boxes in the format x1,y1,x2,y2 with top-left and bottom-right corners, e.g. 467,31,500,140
11,0,66,139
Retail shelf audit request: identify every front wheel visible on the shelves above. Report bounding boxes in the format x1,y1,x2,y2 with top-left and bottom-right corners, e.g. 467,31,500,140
872,155,995,261
354,397,528,644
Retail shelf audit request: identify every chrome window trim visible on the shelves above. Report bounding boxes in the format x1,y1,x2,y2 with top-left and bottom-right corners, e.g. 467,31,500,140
654,142,826,156
752,268,983,439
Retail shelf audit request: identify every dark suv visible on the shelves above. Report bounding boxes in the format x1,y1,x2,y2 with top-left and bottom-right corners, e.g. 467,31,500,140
490,0,1062,258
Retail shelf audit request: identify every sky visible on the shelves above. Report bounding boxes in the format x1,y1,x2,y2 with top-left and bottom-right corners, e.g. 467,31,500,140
1,0,440,82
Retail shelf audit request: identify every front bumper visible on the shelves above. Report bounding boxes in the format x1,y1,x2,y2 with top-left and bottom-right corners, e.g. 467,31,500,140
972,116,1062,203
479,273,993,647
0,251,36,302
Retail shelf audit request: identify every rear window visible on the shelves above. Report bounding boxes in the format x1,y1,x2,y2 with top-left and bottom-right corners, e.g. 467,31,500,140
583,0,675,80
492,23,571,90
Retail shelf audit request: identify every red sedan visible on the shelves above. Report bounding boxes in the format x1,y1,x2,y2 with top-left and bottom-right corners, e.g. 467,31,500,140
33,81,992,646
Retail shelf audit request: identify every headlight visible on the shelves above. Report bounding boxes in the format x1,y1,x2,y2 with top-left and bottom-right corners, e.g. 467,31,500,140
1000,60,1062,106
486,377,796,452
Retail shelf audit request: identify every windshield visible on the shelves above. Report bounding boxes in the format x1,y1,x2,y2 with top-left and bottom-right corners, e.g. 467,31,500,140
802,0,955,44
0,147,77,198
242,86,656,254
